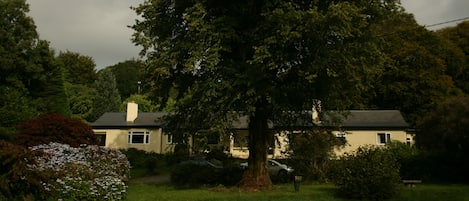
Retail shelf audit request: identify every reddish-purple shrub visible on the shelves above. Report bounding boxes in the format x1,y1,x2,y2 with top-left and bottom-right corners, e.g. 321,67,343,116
15,113,98,147
0,140,46,200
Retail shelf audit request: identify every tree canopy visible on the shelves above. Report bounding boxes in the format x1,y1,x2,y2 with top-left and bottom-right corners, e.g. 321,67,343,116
107,59,145,100
88,69,121,122
132,0,403,189
437,21,469,94
415,96,469,181
57,50,97,87
365,13,464,125
0,0,70,131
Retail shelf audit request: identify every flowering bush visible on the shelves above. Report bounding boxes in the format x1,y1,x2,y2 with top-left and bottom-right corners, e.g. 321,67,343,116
28,142,130,200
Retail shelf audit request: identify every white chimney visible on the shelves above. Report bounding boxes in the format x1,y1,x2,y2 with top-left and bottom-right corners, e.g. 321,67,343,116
126,102,138,122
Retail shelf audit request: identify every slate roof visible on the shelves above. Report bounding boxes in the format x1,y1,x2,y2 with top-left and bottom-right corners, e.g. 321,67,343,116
91,110,408,130
91,112,167,128
336,110,409,128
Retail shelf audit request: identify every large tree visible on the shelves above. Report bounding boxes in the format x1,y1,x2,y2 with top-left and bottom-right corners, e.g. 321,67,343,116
437,21,469,94
107,59,145,99
56,51,98,120
57,50,97,87
132,0,400,189
369,13,462,125
88,69,121,122
1,0,70,129
415,96,469,181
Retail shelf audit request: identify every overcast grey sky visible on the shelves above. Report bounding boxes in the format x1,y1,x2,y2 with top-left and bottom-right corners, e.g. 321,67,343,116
27,0,469,70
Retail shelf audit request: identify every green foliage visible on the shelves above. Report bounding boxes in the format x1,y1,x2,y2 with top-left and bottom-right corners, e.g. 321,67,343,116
120,94,158,112
121,148,165,175
88,69,121,122
107,59,145,100
289,129,345,182
385,141,422,180
330,146,401,200
438,21,469,94
416,96,469,182
171,163,218,188
29,41,71,117
170,160,243,188
0,86,37,129
57,51,98,121
14,113,98,147
1,0,71,126
371,13,462,125
0,0,38,88
65,83,95,120
132,0,400,188
57,50,97,87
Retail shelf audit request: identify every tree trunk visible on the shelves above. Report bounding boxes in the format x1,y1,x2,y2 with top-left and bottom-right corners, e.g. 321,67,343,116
238,105,272,190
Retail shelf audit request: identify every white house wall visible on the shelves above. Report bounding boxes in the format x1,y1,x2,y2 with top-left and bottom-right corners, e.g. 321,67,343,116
93,128,175,153
229,129,412,159
333,130,411,156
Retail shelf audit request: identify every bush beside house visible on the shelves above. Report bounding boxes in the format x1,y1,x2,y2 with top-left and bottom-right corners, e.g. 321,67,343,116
330,146,402,200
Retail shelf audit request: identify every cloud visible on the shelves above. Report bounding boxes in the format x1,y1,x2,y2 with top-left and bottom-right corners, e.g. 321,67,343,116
401,0,469,29
27,0,143,69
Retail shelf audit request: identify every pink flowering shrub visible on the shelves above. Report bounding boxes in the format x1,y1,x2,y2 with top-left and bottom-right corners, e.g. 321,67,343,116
28,143,130,200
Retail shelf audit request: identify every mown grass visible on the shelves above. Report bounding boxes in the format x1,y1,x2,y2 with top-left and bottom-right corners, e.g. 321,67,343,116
126,183,469,201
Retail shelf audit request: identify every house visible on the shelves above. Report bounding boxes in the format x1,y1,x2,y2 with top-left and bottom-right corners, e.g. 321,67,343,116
229,110,412,158
92,103,412,157
91,102,175,153
328,110,412,155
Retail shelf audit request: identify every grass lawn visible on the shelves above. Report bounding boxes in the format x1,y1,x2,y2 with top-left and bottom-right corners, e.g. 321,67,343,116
126,183,469,201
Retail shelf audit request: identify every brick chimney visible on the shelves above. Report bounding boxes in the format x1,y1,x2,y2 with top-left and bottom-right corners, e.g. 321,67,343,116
126,102,138,122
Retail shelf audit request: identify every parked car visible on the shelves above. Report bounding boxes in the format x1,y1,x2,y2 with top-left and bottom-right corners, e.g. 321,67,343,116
240,159,294,182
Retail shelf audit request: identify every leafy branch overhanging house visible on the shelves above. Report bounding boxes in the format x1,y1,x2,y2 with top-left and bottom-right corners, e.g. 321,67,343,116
91,102,413,158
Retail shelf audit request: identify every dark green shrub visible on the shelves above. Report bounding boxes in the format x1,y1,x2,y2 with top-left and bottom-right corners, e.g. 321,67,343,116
171,163,220,188
289,129,346,182
386,141,422,180
330,146,401,200
170,159,243,188
165,144,190,165
122,148,164,175
219,163,244,186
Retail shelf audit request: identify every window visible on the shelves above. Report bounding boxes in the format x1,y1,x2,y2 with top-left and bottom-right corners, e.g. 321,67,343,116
95,132,106,146
166,134,173,144
128,131,150,144
336,132,346,139
377,133,391,145
336,132,347,143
